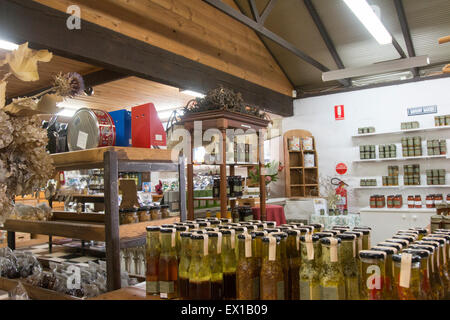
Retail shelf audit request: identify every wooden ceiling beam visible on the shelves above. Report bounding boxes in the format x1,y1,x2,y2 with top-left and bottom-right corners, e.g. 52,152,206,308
0,0,293,116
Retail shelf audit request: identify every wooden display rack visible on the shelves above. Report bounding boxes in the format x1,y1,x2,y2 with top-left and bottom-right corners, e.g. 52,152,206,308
1,147,186,292
283,130,319,198
178,110,270,220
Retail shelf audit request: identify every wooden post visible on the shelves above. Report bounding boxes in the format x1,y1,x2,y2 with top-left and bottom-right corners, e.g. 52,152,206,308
178,155,187,222
104,150,121,291
187,129,195,220
220,129,228,218
258,130,267,221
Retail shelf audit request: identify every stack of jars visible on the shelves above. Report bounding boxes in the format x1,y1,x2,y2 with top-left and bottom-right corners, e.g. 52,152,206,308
145,218,450,300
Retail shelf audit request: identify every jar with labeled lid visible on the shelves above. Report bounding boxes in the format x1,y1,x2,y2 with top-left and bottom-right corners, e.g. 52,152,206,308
337,233,359,300
370,195,377,209
178,231,192,299
287,229,301,300
221,229,237,300
410,243,445,300
415,195,422,208
407,195,415,209
207,232,224,300
146,226,161,295
359,250,387,300
392,253,421,300
260,236,285,300
160,205,170,219
319,237,345,300
387,196,394,209
403,249,433,300
394,195,402,208
137,206,151,222
385,238,409,250
158,228,178,299
188,234,211,300
149,206,160,220
426,195,434,209
376,195,385,208
434,194,444,206
353,228,371,250
299,234,321,300
120,208,139,225
236,233,259,300
371,246,398,300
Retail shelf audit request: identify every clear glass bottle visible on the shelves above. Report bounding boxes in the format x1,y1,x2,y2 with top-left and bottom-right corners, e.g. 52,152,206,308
353,228,371,250
232,226,248,259
207,231,224,300
221,229,237,300
158,228,178,299
402,248,432,300
359,250,386,300
146,226,160,295
337,233,360,300
287,229,301,300
392,253,421,300
343,231,363,255
271,232,289,299
178,231,192,299
236,233,259,300
299,234,321,300
371,246,398,300
175,225,189,260
422,236,450,295
319,237,345,300
188,233,211,300
260,236,285,300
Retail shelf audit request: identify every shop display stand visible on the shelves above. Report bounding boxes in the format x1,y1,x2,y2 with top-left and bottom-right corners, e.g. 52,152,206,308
283,130,319,198
2,147,187,292
178,110,269,221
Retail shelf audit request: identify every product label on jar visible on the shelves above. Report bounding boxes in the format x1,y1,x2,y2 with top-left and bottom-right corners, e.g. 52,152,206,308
252,277,260,299
276,281,285,300
146,281,159,294
399,253,412,288
415,201,422,206
159,281,175,295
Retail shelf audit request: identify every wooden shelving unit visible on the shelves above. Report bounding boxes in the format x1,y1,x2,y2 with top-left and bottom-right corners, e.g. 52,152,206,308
2,147,186,292
284,130,319,198
178,110,270,220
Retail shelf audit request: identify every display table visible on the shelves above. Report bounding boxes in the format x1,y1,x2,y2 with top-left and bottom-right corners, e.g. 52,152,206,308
310,214,361,230
92,282,161,300
360,206,434,244
252,204,287,225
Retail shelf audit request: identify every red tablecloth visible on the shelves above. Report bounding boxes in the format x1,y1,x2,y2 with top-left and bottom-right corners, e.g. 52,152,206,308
252,204,287,226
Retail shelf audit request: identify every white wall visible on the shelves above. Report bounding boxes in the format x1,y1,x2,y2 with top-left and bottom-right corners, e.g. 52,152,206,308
283,77,450,212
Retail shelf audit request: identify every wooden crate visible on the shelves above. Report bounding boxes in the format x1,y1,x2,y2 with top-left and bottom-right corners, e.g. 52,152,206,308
237,198,260,207
15,232,31,242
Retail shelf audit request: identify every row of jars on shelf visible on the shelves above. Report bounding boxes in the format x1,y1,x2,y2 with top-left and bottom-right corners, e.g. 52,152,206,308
370,194,450,209
119,205,171,225
145,218,450,300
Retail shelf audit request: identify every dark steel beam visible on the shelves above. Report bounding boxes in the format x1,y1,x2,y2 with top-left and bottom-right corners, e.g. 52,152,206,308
260,0,278,25
203,0,349,87
303,0,350,86
391,36,407,59
394,0,419,77
248,0,260,23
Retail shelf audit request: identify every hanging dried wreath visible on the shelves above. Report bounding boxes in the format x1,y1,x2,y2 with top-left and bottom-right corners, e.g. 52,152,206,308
0,43,85,223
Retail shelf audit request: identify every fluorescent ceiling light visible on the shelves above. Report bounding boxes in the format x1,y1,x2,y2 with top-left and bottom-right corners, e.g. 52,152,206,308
352,71,413,87
343,0,392,45
0,39,19,51
180,89,206,98
322,55,430,82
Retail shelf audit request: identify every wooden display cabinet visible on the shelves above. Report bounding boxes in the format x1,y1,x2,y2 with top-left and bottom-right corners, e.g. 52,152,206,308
283,129,319,198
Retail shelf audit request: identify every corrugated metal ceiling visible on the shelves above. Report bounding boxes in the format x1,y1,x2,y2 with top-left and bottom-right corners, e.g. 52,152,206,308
234,0,450,91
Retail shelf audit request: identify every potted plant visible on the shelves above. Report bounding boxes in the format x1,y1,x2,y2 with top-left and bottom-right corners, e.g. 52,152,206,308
248,161,284,197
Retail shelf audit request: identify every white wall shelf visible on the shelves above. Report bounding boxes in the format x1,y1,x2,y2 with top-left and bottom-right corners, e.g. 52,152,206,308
353,154,447,163
360,206,435,213
352,125,450,138
354,185,450,190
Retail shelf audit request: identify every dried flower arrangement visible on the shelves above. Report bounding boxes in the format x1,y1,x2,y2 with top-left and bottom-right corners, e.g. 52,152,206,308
0,43,85,223
183,86,266,119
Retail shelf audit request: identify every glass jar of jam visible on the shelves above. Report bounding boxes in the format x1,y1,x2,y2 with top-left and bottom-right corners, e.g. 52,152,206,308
146,226,161,295
392,253,421,300
158,228,178,299
188,233,211,300
376,195,385,208
387,196,394,209
414,195,422,209
426,195,434,209
120,208,139,225
370,195,376,208
394,195,402,209
407,196,415,209
434,194,444,206
359,250,387,300
260,236,285,300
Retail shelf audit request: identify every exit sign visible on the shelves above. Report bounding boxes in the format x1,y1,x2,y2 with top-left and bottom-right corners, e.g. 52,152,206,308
408,105,437,116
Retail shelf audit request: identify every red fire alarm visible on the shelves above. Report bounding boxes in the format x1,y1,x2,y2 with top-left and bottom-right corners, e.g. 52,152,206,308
335,105,345,120
131,103,167,148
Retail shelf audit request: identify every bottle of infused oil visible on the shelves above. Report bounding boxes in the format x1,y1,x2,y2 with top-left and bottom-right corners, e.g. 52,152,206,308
178,231,192,300
371,246,398,300
271,232,289,300
146,226,161,295
402,248,433,300
392,253,421,300
158,228,178,299
260,236,285,300
299,234,321,300
319,237,345,300
188,233,212,300
336,233,360,300
221,229,237,300
236,233,259,300
358,250,386,300
287,229,301,300
207,231,224,300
